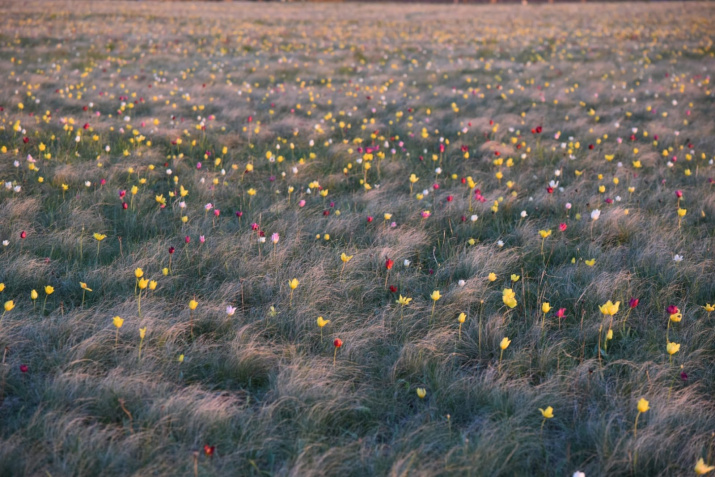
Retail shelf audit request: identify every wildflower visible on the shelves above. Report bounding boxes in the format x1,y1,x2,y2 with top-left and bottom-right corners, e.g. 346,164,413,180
430,290,441,322
333,338,343,365
416,388,427,399
499,337,511,365
695,458,715,475
488,273,497,282
591,209,601,221
502,288,517,308
539,406,554,419
634,398,649,437
288,278,299,306
511,274,520,282
666,341,680,356
599,301,620,316
226,305,236,316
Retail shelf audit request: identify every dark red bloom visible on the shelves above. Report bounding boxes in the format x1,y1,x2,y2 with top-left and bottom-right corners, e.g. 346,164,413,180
333,338,343,348
389,286,397,293
667,305,679,315
119,190,126,199
680,372,688,381
559,223,567,232
169,246,175,254
629,298,639,308
236,211,243,218
323,210,329,216
251,223,259,231
546,186,554,194
20,364,28,373
367,216,373,223
20,231,26,239
675,190,683,198
203,445,215,457
446,195,453,202
385,258,394,270
556,308,566,319
185,236,191,244
122,202,128,209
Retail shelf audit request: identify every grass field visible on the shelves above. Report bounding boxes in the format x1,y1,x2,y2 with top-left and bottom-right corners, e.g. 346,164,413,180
1,1,714,475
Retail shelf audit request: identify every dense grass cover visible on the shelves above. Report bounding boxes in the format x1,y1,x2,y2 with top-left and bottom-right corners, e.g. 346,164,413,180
0,1,714,475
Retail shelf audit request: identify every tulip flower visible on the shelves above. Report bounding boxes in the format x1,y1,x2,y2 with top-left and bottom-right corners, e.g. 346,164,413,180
41,285,54,315
333,338,343,366
138,327,147,359
510,274,520,282
695,458,715,475
94,233,106,259
502,288,517,309
499,337,511,365
634,398,649,437
340,252,353,278
539,406,554,433
703,304,714,318
1,300,14,326
31,289,38,310
113,316,124,346
666,341,680,365
488,272,497,282
457,312,466,340
288,278,299,307
677,208,686,228
189,299,198,336
80,282,92,308
384,257,394,287
430,290,441,323
396,295,411,320
226,305,236,316
317,316,330,341
599,300,620,316
416,387,426,399
541,302,550,328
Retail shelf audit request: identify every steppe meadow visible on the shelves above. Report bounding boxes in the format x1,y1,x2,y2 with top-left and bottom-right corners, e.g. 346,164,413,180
0,1,714,475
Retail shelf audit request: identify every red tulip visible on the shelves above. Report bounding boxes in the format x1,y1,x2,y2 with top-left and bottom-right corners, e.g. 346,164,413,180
546,186,554,194
169,246,175,254
185,236,191,244
556,308,566,319
666,305,679,315
385,258,394,270
559,223,567,232
446,195,453,202
389,286,397,293
629,298,639,308
675,190,683,198
203,445,215,457
20,231,26,239
122,202,128,209
333,338,343,348
367,216,373,223
20,364,28,373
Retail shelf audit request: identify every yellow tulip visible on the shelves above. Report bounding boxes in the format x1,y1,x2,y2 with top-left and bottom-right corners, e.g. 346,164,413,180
149,280,157,291
695,458,715,475
31,289,38,300
93,233,106,241
584,259,596,267
0,283,4,293
139,327,147,339
3,300,14,312
634,398,649,437
317,316,330,327
80,282,92,292
340,252,353,263
599,300,620,316
666,341,680,355
542,302,551,314
289,279,299,290
138,278,149,290
511,274,520,282
457,312,466,324
44,285,54,295
135,268,144,278
539,230,551,239
113,316,124,328
488,272,497,282
416,388,426,399
503,289,517,309
430,290,441,301
189,299,198,310
539,406,554,419
500,337,511,350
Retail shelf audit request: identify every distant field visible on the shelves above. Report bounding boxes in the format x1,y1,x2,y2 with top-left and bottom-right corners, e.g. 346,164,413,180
0,1,714,476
